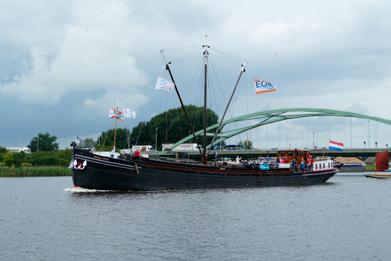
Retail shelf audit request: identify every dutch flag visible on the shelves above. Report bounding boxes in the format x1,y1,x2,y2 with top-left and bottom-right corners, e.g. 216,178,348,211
328,140,344,151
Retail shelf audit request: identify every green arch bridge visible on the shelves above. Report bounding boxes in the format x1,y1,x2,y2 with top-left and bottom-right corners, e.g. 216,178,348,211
168,107,391,151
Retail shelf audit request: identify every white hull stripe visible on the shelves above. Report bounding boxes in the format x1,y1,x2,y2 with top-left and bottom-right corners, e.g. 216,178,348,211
302,170,336,176
74,154,137,170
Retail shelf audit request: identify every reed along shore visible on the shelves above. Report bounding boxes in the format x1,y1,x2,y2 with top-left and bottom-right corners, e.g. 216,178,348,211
0,166,71,177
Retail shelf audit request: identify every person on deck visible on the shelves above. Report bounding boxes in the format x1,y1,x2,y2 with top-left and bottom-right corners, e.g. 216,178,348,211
134,150,141,157
300,160,306,172
290,159,296,172
309,157,314,171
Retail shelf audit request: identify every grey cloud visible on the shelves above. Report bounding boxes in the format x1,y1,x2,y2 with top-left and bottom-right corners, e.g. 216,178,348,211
0,0,390,148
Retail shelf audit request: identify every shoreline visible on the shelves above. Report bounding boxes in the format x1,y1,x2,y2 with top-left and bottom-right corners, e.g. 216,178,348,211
0,166,71,177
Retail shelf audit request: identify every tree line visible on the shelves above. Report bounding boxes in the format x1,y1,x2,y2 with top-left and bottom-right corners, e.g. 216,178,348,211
94,105,219,150
0,147,71,168
0,105,218,167
0,132,66,168
0,105,253,168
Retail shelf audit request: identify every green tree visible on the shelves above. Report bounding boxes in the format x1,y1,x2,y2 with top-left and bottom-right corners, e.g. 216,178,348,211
95,105,219,151
0,146,6,162
28,150,72,166
2,152,26,168
128,105,218,149
96,128,131,150
12,152,25,168
80,138,96,148
240,139,253,150
3,153,13,167
28,133,59,152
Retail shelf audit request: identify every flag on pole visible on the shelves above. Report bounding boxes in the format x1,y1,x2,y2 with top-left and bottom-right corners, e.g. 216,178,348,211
109,107,136,121
254,79,277,94
155,77,175,91
122,108,136,119
109,108,124,121
328,140,344,151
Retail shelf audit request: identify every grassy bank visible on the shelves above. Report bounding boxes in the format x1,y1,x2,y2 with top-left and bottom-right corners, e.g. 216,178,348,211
0,166,71,177
365,164,375,171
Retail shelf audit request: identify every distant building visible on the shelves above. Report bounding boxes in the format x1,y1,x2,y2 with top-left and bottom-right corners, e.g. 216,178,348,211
131,145,154,153
6,147,31,153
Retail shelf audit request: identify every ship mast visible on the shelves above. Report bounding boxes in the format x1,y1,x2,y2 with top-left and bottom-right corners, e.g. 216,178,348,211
202,43,210,164
209,61,246,151
112,100,120,152
162,52,204,158
161,40,242,164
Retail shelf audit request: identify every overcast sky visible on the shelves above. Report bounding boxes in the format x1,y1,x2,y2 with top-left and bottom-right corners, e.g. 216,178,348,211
1,0,390,149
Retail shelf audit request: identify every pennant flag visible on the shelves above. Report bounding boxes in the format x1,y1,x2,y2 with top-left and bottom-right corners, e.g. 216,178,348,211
122,108,136,119
328,140,344,151
155,77,174,91
109,108,124,121
254,78,277,94
109,107,136,121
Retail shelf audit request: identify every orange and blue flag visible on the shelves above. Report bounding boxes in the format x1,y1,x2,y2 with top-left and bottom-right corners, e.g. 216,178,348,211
254,79,277,94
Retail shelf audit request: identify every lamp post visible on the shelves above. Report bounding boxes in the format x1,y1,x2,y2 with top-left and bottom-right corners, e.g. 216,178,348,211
155,127,158,151
312,131,315,149
367,120,370,149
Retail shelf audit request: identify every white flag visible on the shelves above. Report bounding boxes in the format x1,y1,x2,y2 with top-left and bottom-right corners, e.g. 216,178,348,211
123,108,136,119
109,107,135,120
155,77,174,91
109,108,122,120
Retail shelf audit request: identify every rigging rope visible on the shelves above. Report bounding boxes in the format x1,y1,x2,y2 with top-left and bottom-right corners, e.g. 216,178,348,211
208,58,228,114
158,45,248,148
209,47,246,64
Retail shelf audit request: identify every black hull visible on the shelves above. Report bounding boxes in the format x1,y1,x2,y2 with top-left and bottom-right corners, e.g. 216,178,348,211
72,150,337,191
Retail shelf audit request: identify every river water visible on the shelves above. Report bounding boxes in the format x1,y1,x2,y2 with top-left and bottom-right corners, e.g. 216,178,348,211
1,175,391,261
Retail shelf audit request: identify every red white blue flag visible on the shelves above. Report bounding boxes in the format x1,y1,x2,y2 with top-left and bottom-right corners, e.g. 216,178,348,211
328,140,344,151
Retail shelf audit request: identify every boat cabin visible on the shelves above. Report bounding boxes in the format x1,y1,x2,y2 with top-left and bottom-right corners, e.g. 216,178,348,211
276,149,334,172
277,150,313,164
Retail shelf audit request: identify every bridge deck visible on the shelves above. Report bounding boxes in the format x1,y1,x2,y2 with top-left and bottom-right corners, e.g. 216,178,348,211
156,148,391,160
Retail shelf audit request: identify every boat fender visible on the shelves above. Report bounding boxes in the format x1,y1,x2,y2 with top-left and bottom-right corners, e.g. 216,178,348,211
70,160,76,169
72,159,78,169
73,159,87,170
